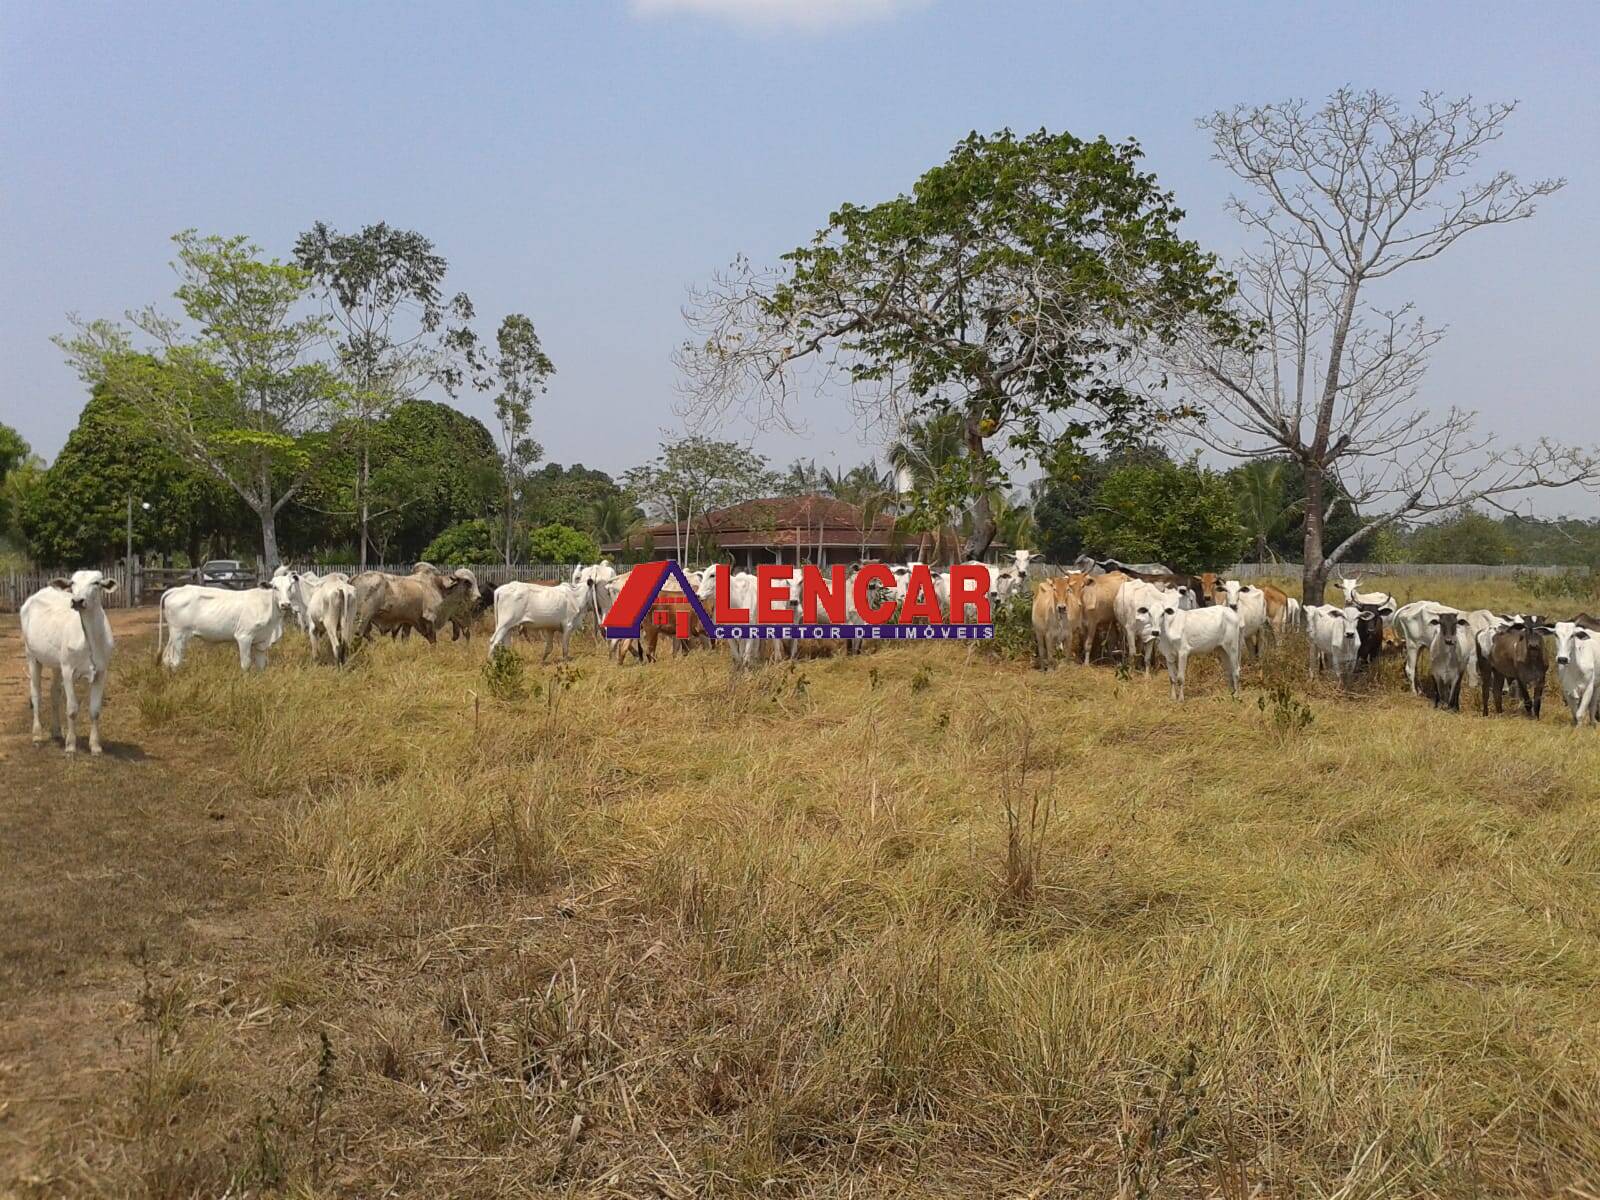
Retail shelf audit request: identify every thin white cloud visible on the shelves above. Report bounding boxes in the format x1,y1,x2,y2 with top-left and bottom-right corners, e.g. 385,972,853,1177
630,0,928,33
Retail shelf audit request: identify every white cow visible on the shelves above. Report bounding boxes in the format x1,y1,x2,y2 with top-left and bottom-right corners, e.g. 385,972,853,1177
269,571,311,635
158,583,285,671
1219,580,1274,660
572,561,619,637
20,570,119,755
1306,604,1366,684
1116,579,1189,675
306,577,357,665
488,580,591,661
1336,575,1396,609
1140,601,1241,701
1552,621,1599,728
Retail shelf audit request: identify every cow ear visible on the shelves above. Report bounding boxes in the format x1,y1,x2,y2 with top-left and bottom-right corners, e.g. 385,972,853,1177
1429,617,1439,625
49,577,71,590
1241,585,1253,592
101,578,119,594
1136,605,1148,615
259,580,273,589
1163,606,1175,616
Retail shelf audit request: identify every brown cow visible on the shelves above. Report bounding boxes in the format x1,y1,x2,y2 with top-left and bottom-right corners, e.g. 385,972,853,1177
351,570,473,644
1069,571,1127,664
1479,620,1552,718
1031,575,1074,670
1196,573,1223,606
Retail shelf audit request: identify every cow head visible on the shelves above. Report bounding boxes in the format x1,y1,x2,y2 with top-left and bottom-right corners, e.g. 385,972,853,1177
51,570,118,612
1010,549,1037,575
1553,621,1591,667
1336,575,1363,604
1429,610,1464,647
269,572,306,618
1221,580,1252,610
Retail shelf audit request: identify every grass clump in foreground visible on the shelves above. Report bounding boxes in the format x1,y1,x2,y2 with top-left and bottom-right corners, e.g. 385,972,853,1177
109,599,1600,1197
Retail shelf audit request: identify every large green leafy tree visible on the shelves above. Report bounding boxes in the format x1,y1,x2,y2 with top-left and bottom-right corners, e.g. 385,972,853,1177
478,314,554,564
0,422,34,549
20,381,250,564
621,436,777,561
680,127,1239,559
294,221,478,568
1031,441,1168,564
283,399,500,562
57,231,345,567
1408,509,1516,565
1078,458,1247,574
522,463,635,535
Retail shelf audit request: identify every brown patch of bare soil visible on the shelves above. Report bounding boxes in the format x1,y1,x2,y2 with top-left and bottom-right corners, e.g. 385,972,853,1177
0,610,293,1195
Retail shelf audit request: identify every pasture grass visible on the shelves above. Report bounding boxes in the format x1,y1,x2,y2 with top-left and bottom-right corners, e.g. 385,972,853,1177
97,578,1600,1196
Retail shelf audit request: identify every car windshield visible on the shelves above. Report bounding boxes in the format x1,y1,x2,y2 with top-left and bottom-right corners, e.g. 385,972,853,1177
203,561,242,571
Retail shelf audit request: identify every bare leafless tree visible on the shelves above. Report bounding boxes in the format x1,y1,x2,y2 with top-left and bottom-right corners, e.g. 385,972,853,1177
1168,89,1593,601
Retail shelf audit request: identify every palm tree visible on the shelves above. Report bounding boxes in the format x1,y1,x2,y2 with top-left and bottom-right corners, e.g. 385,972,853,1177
780,459,825,496
592,492,642,554
1233,459,1299,564
887,413,969,563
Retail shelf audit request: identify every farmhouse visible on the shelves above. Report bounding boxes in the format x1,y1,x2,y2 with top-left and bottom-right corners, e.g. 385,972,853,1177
602,494,962,568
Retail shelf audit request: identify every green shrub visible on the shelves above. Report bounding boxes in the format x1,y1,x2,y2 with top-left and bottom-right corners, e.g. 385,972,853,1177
1514,566,1600,603
526,523,599,565
422,519,498,564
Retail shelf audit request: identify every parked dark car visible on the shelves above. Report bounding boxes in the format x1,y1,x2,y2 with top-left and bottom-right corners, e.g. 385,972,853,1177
199,559,254,590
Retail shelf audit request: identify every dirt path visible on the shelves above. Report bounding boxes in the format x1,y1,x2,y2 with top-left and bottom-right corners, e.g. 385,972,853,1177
0,609,284,1194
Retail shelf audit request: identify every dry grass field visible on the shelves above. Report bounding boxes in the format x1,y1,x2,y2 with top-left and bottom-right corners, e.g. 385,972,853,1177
3,572,1599,1198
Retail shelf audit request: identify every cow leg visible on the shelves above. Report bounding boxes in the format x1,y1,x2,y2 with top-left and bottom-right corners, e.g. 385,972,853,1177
540,629,554,665
1307,638,1319,682
60,672,79,754
26,655,47,745
1449,675,1463,712
1168,651,1184,702
234,634,254,672
1405,641,1422,694
87,668,107,755
1223,647,1241,696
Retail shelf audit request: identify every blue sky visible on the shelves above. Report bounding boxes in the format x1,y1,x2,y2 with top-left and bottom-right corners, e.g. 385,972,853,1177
3,1,1596,509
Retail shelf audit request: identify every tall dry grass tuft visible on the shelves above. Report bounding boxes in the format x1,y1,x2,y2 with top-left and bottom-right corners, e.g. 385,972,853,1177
112,599,1600,1196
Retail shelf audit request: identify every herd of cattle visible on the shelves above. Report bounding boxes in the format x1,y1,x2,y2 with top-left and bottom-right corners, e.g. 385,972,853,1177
15,552,1600,755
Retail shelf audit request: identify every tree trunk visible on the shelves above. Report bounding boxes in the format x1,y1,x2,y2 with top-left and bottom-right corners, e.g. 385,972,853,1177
961,420,996,562
1301,464,1327,606
259,505,280,573
358,441,370,571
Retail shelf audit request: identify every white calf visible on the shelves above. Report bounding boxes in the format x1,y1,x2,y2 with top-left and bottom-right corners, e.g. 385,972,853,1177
1116,580,1188,675
20,570,119,755
1306,604,1364,684
1141,602,1241,701
1220,580,1272,659
269,571,311,635
1552,621,1599,728
158,584,285,671
488,580,591,661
